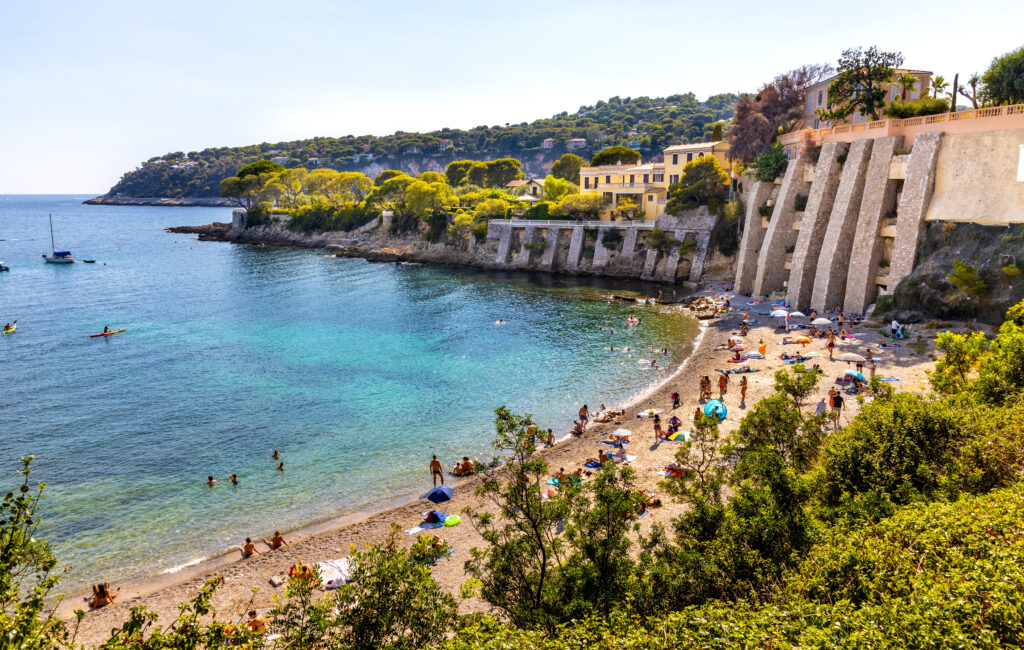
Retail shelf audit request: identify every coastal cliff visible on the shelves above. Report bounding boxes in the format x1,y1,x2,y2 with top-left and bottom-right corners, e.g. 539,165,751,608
85,195,238,207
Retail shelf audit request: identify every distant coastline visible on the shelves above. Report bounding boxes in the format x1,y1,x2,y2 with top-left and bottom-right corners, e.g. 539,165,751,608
84,195,237,207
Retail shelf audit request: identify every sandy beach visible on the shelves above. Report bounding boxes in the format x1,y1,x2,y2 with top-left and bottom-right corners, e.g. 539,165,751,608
64,286,953,645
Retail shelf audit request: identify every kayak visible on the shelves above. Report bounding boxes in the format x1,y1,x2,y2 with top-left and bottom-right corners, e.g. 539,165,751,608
1,326,14,335
89,328,126,338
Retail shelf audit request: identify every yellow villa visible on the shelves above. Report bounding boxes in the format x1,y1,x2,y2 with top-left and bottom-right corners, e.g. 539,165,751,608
578,141,732,220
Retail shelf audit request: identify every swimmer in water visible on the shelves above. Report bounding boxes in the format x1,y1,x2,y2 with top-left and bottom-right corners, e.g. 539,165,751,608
271,450,280,460
276,462,284,472
206,475,217,487
229,473,239,486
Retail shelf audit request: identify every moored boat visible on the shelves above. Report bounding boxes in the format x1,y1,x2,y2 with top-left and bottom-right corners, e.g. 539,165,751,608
42,214,75,264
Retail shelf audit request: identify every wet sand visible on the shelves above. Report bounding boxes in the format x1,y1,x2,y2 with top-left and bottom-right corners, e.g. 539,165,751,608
65,288,948,645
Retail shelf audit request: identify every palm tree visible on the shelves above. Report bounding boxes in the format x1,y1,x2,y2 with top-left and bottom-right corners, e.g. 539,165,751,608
897,73,918,102
931,75,949,99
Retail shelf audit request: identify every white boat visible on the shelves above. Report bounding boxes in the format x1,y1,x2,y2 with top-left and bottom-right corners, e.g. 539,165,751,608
42,214,74,264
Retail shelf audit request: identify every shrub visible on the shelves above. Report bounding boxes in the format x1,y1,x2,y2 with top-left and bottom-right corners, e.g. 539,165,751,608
885,96,950,118
947,259,988,297
665,156,729,214
600,229,623,248
751,143,788,182
645,228,680,252
793,194,808,211
245,201,272,227
1003,263,1021,277
286,202,378,233
758,203,773,217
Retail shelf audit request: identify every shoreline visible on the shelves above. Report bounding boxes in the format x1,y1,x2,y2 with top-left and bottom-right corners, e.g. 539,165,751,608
57,303,707,625
84,195,237,207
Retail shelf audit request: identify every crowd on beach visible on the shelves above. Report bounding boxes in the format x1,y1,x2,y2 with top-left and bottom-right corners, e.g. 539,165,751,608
82,287,926,633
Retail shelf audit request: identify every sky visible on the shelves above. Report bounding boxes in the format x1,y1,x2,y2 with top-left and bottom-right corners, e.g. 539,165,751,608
2,0,1023,193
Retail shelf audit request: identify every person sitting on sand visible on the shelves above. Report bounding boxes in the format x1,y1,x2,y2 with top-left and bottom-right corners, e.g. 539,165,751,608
241,537,260,559
555,467,567,483
693,407,702,424
758,339,767,356
732,349,742,361
592,411,613,423
613,445,628,464
287,562,315,582
571,420,584,436
245,610,268,634
264,530,288,550
87,582,119,609
206,475,217,487
599,449,609,465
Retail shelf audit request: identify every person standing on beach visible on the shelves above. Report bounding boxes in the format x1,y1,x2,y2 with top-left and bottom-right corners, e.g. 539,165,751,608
718,373,728,400
694,407,702,424
546,428,555,446
653,414,663,443
739,376,748,405
579,405,590,426
430,455,444,486
671,391,680,409
827,331,836,359
758,339,767,356
832,392,844,426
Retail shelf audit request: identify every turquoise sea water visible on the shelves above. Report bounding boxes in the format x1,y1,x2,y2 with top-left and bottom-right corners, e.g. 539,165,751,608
0,195,696,591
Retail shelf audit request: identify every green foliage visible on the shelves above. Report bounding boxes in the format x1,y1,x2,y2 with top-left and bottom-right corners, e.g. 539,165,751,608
549,153,583,184
445,160,476,186
416,170,447,184
982,44,1024,105
885,96,950,118
541,176,577,203
751,143,788,182
473,198,511,221
947,259,988,297
0,457,72,649
448,212,476,242
665,156,728,214
286,202,378,233
930,330,988,395
589,146,641,167
549,194,604,221
819,46,904,122
1003,263,1021,276
644,228,680,252
611,197,643,221
793,194,808,211
522,201,551,221
237,159,284,178
758,203,774,217
245,201,272,227
600,229,623,248
374,169,405,186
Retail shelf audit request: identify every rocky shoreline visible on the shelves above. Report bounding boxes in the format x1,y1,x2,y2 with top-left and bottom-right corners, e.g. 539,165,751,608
85,195,238,207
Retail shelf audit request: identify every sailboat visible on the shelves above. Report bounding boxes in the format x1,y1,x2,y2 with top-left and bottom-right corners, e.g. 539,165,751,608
42,214,74,264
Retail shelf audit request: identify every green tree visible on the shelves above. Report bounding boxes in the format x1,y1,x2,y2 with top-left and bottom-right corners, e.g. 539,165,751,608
958,72,982,109
644,228,680,252
541,175,578,203
220,172,276,210
665,155,729,213
947,259,988,297
930,330,988,395
611,197,643,221
265,168,308,207
373,169,405,186
405,180,454,221
368,174,416,209
549,153,584,184
448,212,476,242
930,74,949,99
897,72,918,101
751,143,788,182
982,45,1024,105
464,407,572,632
416,171,447,184
465,162,489,187
549,193,604,220
237,159,285,178
590,146,641,166
473,197,511,221
445,160,476,186
819,46,904,122
486,158,525,187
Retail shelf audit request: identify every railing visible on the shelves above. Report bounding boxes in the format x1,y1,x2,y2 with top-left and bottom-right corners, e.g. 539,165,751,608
504,219,657,229
588,182,654,190
783,103,1024,148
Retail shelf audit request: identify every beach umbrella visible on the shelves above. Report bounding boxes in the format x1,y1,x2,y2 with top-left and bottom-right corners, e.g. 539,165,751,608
421,485,453,504
812,318,832,326
836,352,866,363
610,428,632,438
796,336,812,344
770,309,788,318
845,370,867,381
667,430,689,442
703,400,727,420
789,311,807,317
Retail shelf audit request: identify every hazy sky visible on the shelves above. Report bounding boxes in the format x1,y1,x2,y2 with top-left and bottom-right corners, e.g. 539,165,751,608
2,1,1022,193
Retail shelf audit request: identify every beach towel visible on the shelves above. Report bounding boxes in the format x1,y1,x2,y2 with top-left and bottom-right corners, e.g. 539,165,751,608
743,352,765,359
583,461,603,469
599,440,629,448
610,454,637,464
878,377,900,382
425,548,456,566
314,558,353,589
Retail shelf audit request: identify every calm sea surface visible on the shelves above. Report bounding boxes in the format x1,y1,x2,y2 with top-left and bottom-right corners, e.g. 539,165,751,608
0,195,697,591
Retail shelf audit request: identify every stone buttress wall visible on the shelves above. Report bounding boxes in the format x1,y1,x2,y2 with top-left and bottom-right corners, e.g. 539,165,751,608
752,156,811,297
844,136,901,314
811,138,873,311
734,181,773,295
786,142,846,309
890,132,943,287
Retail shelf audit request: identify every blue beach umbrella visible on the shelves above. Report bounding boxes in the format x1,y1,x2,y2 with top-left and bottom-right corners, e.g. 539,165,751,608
421,485,454,504
704,400,727,420
845,370,867,381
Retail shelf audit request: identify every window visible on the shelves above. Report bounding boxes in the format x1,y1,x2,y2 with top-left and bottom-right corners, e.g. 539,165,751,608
687,153,693,162
648,194,654,202
669,174,679,184
629,174,635,184
594,177,598,188
672,154,678,164
584,177,590,189
817,90,823,107
653,173,663,182
698,152,704,158
604,192,613,202
605,175,610,184
643,174,649,183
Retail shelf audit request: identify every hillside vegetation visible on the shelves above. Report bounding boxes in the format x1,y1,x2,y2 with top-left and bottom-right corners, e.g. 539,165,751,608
104,93,735,198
